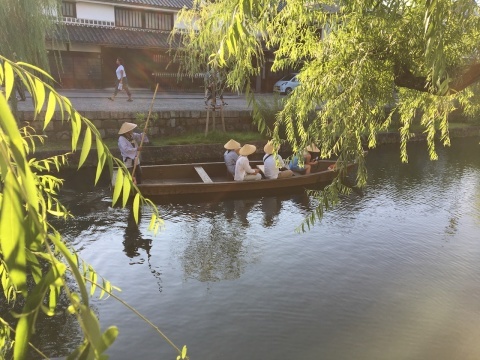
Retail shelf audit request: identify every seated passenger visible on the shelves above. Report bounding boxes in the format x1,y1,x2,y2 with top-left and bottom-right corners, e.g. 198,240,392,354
263,141,293,179
224,139,241,177
288,144,319,175
234,144,262,181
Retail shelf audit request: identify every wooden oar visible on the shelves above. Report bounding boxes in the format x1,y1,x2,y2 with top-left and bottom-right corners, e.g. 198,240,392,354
132,83,159,182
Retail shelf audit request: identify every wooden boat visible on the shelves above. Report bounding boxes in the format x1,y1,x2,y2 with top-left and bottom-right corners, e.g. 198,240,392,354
132,159,356,200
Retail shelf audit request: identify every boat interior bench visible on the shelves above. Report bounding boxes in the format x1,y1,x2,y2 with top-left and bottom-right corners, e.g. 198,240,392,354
194,166,213,183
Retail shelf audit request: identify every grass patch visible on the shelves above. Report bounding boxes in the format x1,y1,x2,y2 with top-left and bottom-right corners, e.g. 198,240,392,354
35,131,265,151
156,131,265,145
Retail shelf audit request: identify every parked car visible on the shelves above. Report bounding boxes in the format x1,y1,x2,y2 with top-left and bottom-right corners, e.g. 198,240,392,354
273,73,299,94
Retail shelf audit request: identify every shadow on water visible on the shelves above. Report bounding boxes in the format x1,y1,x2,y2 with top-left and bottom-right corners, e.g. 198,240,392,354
123,207,163,291
123,207,152,259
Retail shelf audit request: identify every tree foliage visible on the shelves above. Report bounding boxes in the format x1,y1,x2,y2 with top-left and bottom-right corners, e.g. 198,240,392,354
173,0,480,228
0,0,62,69
0,55,189,359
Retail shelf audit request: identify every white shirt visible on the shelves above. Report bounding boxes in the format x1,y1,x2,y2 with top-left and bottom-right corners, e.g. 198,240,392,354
116,65,126,80
224,150,239,176
118,133,147,164
234,156,255,181
263,153,286,179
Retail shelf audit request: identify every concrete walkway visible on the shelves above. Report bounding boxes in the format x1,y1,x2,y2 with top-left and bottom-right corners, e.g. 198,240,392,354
16,88,276,112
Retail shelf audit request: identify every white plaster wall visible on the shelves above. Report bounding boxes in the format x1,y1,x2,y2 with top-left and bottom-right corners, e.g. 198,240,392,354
70,44,101,53
46,42,68,51
174,14,199,30
76,2,115,21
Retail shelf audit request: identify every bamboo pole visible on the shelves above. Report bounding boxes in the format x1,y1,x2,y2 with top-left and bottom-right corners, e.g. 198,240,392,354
132,83,159,180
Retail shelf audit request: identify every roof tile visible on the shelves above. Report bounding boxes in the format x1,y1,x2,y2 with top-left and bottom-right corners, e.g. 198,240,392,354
92,0,192,9
57,24,181,49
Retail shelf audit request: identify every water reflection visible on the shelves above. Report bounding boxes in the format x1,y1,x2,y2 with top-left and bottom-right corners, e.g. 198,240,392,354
261,197,282,227
39,137,480,360
123,207,152,259
123,207,164,291
180,200,257,282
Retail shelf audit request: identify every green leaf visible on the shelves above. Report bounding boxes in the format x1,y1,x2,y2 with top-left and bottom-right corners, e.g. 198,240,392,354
34,77,46,114
0,170,27,294
95,151,106,185
4,61,14,100
181,345,187,359
78,127,92,169
99,326,118,354
48,286,60,314
26,251,42,284
148,213,157,231
89,271,97,297
44,91,56,130
48,233,90,306
122,175,131,207
79,306,103,355
71,112,82,150
133,193,140,224
14,264,66,359
112,168,124,206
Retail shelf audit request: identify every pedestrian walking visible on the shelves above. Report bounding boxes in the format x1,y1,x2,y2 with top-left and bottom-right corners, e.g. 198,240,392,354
109,58,133,102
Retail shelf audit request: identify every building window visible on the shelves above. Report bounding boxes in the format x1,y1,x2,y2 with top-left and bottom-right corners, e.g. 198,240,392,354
115,8,143,28
62,2,76,18
115,8,173,30
145,12,172,31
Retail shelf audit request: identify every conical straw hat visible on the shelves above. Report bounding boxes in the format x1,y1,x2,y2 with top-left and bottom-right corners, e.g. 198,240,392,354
306,144,319,152
118,122,137,135
239,144,256,156
224,139,241,150
263,141,277,155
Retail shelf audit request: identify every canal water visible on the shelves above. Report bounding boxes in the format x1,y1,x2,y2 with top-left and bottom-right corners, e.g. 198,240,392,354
38,137,480,359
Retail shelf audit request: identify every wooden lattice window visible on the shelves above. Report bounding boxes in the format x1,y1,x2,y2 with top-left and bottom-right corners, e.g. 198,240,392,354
115,8,143,28
62,1,76,17
145,12,173,31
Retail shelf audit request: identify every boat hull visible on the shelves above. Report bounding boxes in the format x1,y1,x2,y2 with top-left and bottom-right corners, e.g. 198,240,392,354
134,160,353,200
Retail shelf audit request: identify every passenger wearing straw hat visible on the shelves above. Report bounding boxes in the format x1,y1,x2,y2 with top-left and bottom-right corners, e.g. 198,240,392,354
263,141,293,179
118,122,149,184
288,144,319,175
224,139,241,177
234,144,262,181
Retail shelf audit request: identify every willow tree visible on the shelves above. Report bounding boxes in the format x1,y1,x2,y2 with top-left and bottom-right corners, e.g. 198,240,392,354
173,0,480,227
0,0,61,68
0,56,189,359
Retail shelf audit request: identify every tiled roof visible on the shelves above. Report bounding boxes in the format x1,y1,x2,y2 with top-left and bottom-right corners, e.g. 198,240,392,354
91,0,192,10
56,24,181,49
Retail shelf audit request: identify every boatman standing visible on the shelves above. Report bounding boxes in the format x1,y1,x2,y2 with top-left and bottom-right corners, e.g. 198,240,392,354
224,139,241,177
118,122,148,184
234,144,262,181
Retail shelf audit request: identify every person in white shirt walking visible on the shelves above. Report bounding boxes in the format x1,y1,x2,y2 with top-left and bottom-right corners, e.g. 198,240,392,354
234,144,262,181
263,141,293,179
109,58,133,102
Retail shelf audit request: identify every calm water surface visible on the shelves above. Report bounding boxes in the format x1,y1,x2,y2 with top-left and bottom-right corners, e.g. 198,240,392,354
43,138,480,359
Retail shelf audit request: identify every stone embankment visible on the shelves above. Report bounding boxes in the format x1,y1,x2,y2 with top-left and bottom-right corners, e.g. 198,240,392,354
19,109,255,139
15,89,480,166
